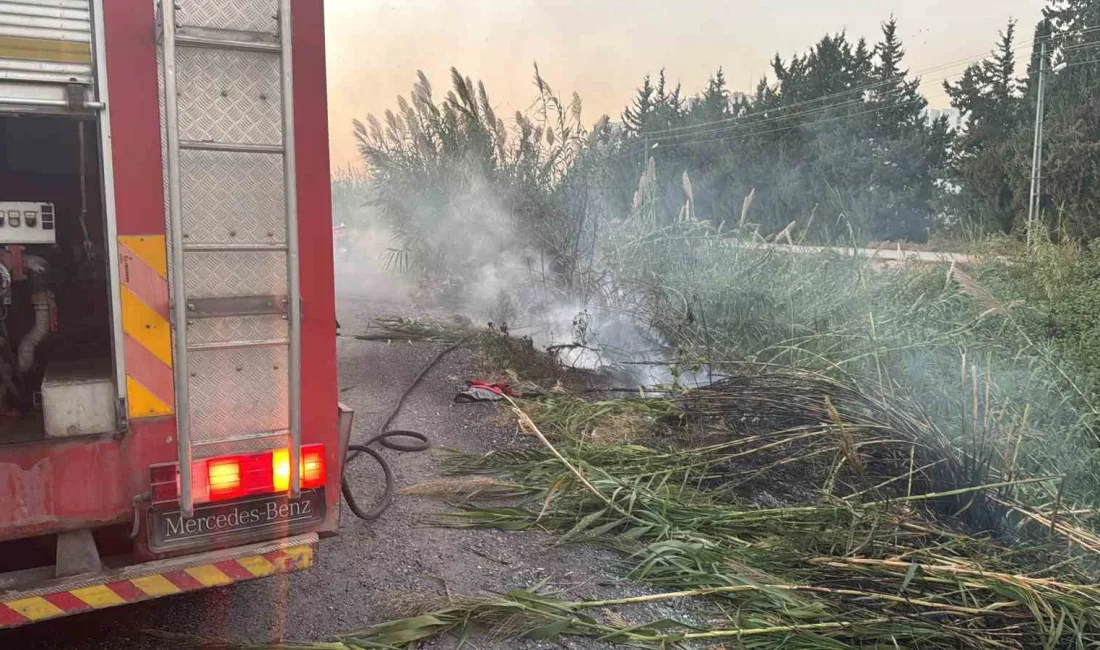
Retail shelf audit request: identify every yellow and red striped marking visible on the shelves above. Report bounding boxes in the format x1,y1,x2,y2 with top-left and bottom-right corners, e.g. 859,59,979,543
0,545,312,629
119,235,175,418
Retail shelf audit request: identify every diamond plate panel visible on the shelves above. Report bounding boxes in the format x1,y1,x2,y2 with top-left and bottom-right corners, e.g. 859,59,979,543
155,4,295,455
192,432,288,460
181,150,286,245
189,345,288,441
177,0,279,34
188,315,288,345
177,48,282,145
183,251,287,299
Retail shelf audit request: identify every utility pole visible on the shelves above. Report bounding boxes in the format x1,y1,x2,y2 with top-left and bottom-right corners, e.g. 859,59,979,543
1027,39,1048,252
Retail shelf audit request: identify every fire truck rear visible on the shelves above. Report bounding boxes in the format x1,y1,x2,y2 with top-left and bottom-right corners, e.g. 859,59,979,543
0,0,349,628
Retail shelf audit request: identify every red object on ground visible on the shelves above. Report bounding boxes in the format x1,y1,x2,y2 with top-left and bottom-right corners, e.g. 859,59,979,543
455,380,523,403
467,380,519,397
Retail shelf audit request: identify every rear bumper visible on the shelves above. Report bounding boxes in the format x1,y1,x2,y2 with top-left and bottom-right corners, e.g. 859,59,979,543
0,533,317,630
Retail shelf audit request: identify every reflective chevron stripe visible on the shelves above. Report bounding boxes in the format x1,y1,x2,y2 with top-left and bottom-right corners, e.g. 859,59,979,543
0,544,312,629
118,235,175,418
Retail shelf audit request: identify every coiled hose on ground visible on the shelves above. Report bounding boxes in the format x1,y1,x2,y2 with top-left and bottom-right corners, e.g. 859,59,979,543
341,337,470,521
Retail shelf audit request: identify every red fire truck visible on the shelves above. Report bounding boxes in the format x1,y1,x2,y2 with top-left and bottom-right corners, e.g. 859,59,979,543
0,0,350,628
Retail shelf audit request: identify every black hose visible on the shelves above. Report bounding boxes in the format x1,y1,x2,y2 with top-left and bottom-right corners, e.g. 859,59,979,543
341,337,469,521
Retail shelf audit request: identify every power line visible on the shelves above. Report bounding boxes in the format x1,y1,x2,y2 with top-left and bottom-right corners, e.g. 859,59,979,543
1062,56,1100,68
602,37,1088,162
638,67,946,140
633,24,1100,141
657,99,924,151
587,26,1100,180
602,97,927,164
648,96,877,143
610,69,969,159
670,71,965,141
1059,40,1100,55
607,38,1100,161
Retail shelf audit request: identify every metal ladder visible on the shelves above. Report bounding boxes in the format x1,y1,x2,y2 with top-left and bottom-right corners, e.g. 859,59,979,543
157,0,301,517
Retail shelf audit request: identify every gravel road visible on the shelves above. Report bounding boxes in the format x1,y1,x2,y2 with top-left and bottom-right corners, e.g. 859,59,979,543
0,273,701,649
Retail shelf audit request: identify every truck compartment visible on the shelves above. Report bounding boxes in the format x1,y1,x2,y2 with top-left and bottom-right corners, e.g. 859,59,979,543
0,1,342,626
0,113,116,445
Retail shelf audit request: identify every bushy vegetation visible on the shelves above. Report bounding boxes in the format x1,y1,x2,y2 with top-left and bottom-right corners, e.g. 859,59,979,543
350,67,594,292
584,157,1089,511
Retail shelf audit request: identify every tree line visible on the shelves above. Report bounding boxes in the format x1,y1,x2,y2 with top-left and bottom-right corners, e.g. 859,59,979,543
604,0,1100,242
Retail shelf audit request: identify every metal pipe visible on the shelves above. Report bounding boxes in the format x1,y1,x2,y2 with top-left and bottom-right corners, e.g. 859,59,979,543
179,140,283,154
17,255,53,375
182,243,288,252
193,430,288,447
77,119,91,257
17,292,52,374
187,339,290,352
0,98,103,108
279,0,302,500
176,34,280,53
160,0,194,517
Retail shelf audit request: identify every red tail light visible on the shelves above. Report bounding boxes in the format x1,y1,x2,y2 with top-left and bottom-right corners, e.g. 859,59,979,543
207,458,242,500
150,444,326,507
271,446,325,491
302,446,326,488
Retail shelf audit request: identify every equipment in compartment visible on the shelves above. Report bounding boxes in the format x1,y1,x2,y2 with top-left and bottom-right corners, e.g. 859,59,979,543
0,202,57,245
42,359,115,438
0,114,108,431
0,243,56,413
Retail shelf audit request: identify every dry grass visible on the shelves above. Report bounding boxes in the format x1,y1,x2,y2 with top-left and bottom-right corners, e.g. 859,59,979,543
356,371,1100,648
587,412,651,444
951,266,1012,315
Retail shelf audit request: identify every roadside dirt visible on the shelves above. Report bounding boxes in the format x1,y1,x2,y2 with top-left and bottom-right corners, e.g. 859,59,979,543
0,271,704,649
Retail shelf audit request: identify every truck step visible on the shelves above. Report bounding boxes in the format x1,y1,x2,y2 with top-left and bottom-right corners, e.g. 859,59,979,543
0,534,317,630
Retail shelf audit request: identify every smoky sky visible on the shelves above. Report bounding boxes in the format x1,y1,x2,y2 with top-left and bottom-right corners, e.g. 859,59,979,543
324,0,1047,170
